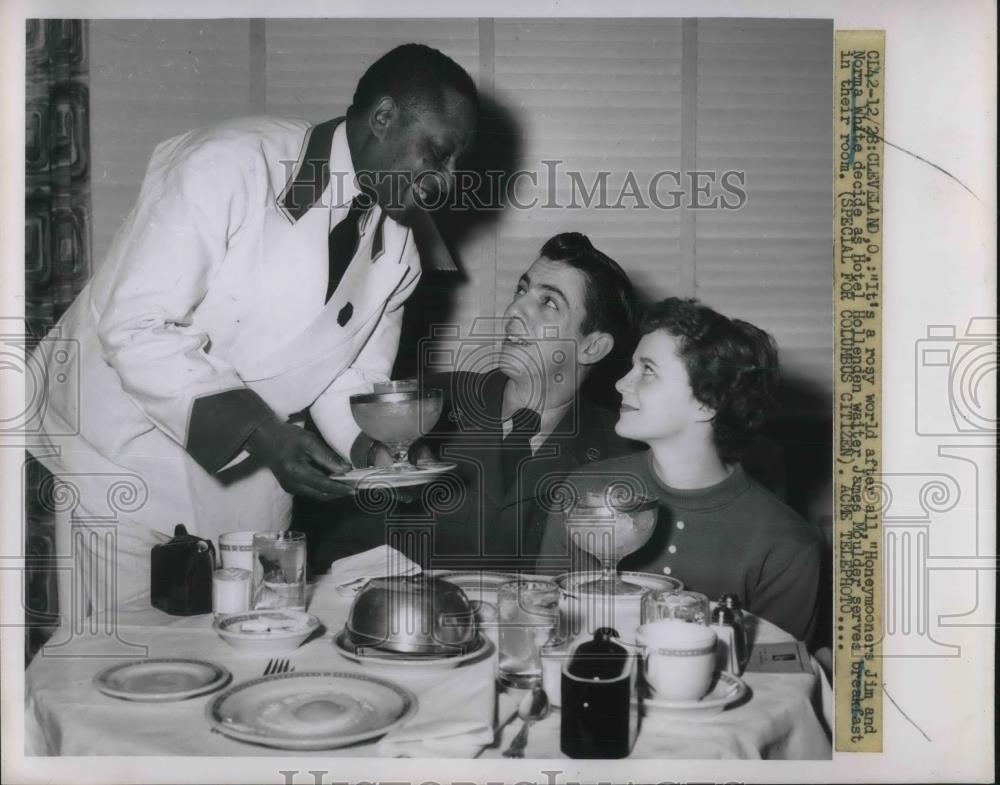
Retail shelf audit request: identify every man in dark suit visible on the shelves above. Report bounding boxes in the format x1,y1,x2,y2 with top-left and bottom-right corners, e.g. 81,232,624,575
298,232,641,572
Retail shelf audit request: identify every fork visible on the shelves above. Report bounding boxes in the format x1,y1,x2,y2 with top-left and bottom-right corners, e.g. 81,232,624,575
263,658,294,676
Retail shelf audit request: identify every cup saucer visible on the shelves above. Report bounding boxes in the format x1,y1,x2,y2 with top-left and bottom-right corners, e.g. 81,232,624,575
636,671,748,720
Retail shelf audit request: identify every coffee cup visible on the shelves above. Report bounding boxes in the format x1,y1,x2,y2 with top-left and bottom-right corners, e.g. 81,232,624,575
636,619,717,701
218,531,256,572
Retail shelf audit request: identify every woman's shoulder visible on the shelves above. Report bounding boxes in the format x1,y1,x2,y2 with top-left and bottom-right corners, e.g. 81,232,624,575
741,471,824,547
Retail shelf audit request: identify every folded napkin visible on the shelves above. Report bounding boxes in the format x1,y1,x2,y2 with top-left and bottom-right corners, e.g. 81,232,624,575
374,651,497,758
329,545,421,596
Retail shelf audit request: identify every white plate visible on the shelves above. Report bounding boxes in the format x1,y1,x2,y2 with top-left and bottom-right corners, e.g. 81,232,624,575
333,629,494,669
556,570,684,596
94,658,231,702
332,462,456,490
637,671,748,720
434,571,519,598
207,671,418,750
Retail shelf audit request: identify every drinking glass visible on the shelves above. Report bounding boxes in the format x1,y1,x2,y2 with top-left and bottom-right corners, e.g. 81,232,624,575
640,589,710,626
349,382,443,473
565,492,658,595
496,580,560,688
252,531,306,610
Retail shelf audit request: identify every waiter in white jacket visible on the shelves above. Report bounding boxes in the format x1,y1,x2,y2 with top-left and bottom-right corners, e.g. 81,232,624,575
29,44,477,617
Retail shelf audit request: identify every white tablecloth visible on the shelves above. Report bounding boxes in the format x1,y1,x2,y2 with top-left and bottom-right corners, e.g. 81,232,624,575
24,575,831,758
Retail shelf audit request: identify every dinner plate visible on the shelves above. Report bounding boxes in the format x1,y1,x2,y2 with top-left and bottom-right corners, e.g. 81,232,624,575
637,671,748,720
333,629,494,669
207,671,418,750
556,570,684,596
434,570,519,598
94,658,231,702
332,462,457,490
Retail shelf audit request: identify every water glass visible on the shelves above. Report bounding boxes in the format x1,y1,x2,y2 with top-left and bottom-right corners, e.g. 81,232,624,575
497,579,560,688
640,589,710,626
252,531,306,611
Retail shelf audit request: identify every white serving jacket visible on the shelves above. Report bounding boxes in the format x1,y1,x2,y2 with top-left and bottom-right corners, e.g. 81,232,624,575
30,116,421,540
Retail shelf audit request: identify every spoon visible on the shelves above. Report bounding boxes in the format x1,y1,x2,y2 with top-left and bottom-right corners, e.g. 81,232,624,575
502,684,550,758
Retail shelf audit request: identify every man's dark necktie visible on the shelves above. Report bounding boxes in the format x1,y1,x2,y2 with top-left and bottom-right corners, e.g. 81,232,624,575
501,407,541,494
326,195,368,302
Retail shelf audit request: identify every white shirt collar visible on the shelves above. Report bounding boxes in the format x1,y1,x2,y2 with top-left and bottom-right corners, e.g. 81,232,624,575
500,384,575,454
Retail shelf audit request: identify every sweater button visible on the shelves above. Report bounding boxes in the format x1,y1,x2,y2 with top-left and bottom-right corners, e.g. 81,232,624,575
668,545,677,554
676,520,685,530
662,566,672,575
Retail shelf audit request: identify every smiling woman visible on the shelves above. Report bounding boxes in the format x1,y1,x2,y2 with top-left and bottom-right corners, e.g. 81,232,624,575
537,298,824,642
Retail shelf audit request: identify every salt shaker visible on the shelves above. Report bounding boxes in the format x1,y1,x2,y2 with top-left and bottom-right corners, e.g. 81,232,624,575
719,593,749,673
213,567,251,617
710,604,740,674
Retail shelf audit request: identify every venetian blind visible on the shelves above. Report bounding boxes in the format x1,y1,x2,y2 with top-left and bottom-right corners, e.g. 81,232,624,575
89,20,254,268
491,19,685,318
694,19,833,403
264,20,480,123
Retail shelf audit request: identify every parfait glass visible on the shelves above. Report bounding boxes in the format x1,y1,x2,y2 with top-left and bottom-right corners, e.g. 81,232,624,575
565,490,658,595
349,381,443,472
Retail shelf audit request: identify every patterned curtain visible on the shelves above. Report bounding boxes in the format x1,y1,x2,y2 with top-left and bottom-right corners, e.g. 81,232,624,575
25,19,91,337
24,19,91,659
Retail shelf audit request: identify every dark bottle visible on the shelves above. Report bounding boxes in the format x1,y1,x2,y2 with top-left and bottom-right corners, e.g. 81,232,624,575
560,627,638,759
719,593,749,673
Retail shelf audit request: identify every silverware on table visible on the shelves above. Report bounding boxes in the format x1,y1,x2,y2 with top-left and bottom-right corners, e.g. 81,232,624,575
263,658,294,676
502,684,550,758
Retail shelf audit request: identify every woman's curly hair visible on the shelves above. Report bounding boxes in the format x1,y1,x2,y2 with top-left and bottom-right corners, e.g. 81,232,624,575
640,298,781,463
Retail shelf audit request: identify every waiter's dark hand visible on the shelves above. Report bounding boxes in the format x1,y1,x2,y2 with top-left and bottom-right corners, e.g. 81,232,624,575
245,418,352,500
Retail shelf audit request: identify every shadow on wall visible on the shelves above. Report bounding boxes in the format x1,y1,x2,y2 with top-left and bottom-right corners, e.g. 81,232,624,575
394,90,523,379
753,373,832,653
765,372,833,521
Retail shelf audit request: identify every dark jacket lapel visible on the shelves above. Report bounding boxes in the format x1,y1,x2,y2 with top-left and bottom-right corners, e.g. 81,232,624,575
502,400,584,509
276,117,342,223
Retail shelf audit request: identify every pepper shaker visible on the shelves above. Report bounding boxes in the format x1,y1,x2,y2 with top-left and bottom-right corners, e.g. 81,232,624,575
719,593,749,673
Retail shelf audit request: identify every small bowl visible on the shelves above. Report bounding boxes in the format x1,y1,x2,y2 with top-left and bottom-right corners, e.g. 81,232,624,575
554,571,684,644
214,609,320,655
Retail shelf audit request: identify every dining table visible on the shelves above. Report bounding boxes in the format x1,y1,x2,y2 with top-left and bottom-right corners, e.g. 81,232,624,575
24,572,832,759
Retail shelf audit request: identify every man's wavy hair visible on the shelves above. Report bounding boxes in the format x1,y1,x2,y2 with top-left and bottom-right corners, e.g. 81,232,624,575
539,232,639,366
640,298,781,463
